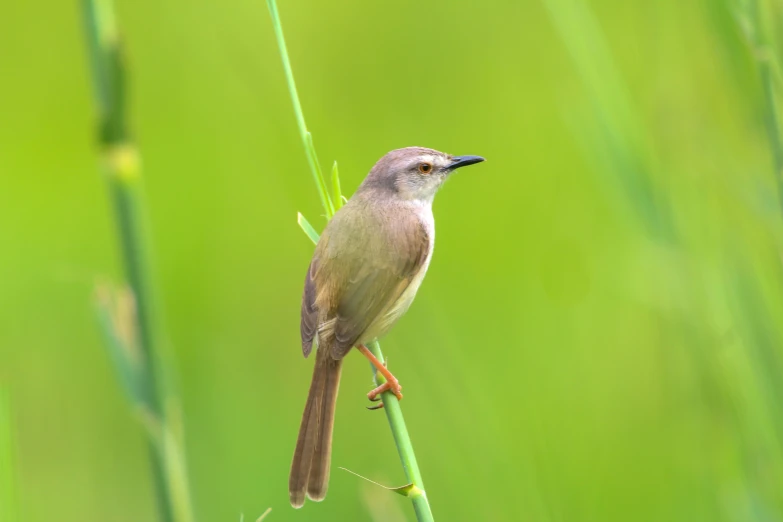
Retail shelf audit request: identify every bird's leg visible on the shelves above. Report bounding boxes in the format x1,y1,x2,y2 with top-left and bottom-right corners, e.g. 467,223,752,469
356,344,403,403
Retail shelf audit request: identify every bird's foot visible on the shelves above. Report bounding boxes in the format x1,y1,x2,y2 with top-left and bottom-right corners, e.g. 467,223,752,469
357,344,404,409
366,396,384,410
367,377,403,401
365,378,403,410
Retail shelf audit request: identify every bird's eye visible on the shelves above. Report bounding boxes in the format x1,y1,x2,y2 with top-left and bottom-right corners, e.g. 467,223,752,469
418,163,433,175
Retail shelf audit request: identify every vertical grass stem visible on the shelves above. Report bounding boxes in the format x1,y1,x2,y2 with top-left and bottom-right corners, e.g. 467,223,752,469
82,1,195,521
267,0,334,217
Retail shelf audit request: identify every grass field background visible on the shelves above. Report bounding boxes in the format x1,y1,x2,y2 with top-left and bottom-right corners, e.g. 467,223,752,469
2,0,783,521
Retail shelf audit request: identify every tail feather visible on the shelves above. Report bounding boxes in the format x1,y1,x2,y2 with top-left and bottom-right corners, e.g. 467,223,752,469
289,348,342,508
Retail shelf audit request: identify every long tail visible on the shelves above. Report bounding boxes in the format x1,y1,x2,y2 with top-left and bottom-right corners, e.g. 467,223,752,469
289,347,343,508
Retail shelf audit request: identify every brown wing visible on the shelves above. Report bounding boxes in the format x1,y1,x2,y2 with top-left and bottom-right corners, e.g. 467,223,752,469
300,259,318,357
308,202,429,360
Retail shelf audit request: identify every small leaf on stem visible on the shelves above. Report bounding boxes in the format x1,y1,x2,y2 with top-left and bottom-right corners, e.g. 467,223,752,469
338,467,425,498
297,212,321,245
332,161,343,211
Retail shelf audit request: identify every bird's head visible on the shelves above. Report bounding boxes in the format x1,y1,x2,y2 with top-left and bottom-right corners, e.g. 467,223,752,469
359,147,484,203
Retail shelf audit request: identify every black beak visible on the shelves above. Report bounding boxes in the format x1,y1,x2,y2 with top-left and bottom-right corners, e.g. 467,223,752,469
449,155,485,170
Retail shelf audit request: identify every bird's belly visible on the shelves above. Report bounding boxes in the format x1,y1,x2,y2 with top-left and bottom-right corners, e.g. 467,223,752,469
358,203,435,344
363,248,433,342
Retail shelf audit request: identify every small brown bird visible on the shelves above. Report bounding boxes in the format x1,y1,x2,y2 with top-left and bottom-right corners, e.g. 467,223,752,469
289,147,484,508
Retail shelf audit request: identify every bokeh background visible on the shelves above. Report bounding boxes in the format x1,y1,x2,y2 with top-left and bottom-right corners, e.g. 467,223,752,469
3,0,783,520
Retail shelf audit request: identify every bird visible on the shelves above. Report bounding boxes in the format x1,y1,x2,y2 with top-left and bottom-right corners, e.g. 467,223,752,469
289,146,484,508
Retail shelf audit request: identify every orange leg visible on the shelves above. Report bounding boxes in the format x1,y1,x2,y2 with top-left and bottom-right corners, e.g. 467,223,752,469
356,344,403,404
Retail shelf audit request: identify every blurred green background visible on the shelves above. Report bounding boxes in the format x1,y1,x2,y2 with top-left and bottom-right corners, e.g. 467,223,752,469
2,0,783,520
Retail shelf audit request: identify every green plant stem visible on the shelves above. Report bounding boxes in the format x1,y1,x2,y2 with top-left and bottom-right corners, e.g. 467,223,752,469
366,341,433,521
82,2,194,522
266,2,434,518
266,0,334,217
